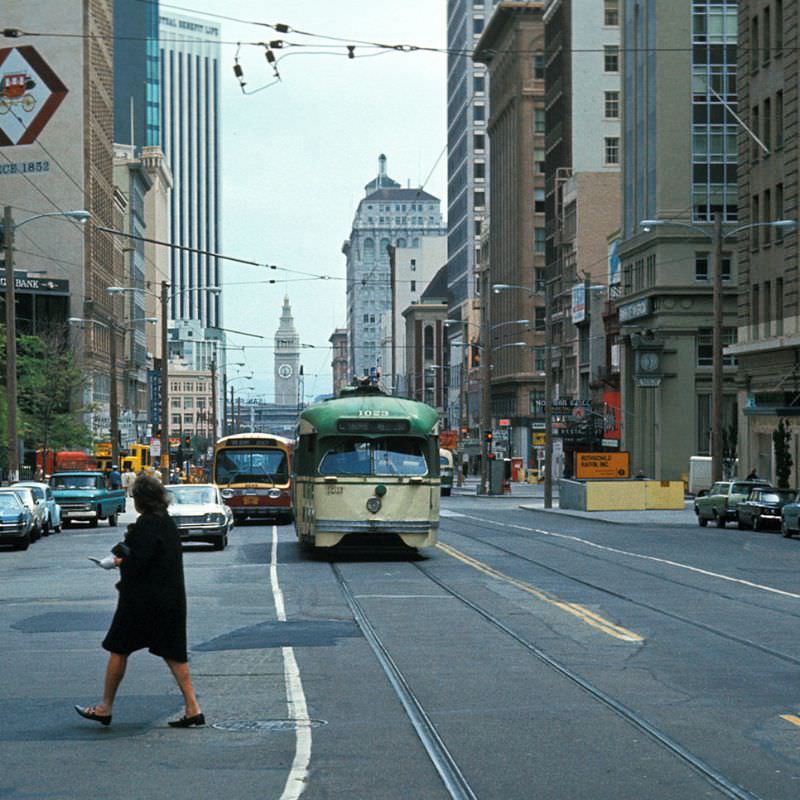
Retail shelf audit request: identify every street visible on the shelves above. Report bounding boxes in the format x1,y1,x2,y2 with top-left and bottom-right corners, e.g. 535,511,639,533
2,492,800,799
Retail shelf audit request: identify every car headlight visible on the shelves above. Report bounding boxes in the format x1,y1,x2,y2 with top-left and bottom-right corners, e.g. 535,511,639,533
206,513,225,524
268,489,282,499
220,488,234,499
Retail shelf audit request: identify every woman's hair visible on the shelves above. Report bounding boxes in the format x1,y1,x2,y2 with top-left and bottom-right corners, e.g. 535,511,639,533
131,474,169,513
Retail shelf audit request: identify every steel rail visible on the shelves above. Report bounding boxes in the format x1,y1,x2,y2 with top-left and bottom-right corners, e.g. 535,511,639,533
413,561,763,800
330,563,478,800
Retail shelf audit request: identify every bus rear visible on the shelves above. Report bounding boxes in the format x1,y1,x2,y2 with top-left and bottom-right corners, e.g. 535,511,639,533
212,434,293,524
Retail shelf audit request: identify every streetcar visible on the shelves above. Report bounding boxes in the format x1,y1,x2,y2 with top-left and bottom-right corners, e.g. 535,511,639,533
212,433,294,524
293,382,440,549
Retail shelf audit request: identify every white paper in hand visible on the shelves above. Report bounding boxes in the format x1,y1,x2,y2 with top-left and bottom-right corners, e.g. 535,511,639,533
88,556,117,569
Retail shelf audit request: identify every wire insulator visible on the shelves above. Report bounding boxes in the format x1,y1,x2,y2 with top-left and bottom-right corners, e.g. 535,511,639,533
275,23,290,33
347,45,355,59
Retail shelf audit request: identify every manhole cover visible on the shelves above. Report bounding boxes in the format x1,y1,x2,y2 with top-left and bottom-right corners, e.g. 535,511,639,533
213,719,328,733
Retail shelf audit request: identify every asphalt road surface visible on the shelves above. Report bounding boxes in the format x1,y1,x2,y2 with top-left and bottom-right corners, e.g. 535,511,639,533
2,494,800,799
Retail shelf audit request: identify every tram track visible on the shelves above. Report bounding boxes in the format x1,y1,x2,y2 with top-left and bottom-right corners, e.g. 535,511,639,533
328,554,762,800
440,520,800,668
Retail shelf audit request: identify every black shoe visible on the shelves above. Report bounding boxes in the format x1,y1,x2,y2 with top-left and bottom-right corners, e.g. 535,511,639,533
168,712,205,728
75,705,112,726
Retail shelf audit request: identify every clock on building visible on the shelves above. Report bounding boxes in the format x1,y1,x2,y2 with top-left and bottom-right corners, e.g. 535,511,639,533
278,363,294,379
638,352,659,372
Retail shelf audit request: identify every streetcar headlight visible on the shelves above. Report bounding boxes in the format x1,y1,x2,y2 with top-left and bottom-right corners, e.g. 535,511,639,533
366,497,381,514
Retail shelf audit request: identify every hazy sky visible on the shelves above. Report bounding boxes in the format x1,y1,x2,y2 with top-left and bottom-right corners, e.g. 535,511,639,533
183,1,448,402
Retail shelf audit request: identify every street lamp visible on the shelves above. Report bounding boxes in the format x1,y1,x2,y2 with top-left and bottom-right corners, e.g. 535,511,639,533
3,207,90,482
640,216,797,482
227,374,253,434
68,316,157,466
107,283,222,468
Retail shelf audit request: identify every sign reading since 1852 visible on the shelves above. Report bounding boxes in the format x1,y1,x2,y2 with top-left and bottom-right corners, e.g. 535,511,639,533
575,452,630,479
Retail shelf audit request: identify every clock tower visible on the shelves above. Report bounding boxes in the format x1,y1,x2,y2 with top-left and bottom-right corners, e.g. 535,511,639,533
274,296,301,405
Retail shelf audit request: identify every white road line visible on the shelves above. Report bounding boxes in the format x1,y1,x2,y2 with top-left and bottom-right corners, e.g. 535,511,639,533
454,513,800,600
271,526,312,800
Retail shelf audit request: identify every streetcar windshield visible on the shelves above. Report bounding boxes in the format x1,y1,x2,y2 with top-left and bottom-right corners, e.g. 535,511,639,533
214,448,289,484
318,437,428,477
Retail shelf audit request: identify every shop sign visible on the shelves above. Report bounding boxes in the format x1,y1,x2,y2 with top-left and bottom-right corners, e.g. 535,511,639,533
575,452,630,479
618,297,651,322
571,284,586,323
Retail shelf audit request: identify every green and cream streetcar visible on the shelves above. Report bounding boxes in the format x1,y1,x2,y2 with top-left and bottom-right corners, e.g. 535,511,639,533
293,383,440,549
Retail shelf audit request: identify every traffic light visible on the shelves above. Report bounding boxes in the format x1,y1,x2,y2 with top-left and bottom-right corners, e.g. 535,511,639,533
484,431,493,445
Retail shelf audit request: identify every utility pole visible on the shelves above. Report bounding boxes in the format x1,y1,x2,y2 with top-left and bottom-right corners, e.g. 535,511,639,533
387,243,397,394
210,355,218,442
160,280,169,470
457,320,468,488
3,206,18,482
711,212,724,483
109,322,119,468
479,267,492,495
544,276,555,508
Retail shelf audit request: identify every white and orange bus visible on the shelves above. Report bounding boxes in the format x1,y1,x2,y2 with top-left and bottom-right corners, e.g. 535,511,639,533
212,433,293,524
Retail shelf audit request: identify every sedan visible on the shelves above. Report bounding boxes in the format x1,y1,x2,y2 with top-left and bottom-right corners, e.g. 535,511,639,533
13,482,62,534
781,492,800,538
737,488,796,530
166,483,233,550
0,492,34,550
0,487,45,541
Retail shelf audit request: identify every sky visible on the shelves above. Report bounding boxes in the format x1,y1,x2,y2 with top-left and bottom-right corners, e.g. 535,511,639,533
182,0,449,402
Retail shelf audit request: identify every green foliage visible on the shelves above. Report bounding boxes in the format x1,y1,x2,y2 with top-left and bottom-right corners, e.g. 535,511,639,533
0,326,91,468
772,419,793,489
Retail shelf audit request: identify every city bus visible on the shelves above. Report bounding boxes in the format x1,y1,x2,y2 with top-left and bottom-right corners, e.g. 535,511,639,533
293,382,440,549
212,433,293,524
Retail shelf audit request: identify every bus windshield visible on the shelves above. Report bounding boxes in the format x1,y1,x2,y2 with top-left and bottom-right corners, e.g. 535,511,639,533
319,437,428,477
214,448,288,484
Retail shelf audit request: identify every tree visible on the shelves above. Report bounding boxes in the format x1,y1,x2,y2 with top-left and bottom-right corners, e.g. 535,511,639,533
772,418,793,489
0,326,92,470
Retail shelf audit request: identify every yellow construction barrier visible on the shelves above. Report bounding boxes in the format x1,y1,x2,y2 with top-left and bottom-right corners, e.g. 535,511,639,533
579,480,684,511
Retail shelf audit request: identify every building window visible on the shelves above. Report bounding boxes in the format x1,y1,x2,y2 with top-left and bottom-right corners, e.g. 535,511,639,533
763,189,772,246
694,252,732,281
604,136,620,165
535,268,546,292
534,53,545,80
473,17,483,35
751,15,759,71
764,281,771,336
410,281,416,292
762,97,771,151
533,348,545,372
529,390,545,416
474,75,485,94
697,394,711,455
696,327,736,367
534,108,545,133
474,161,486,180
775,90,784,148
776,0,784,55
474,104,485,123
751,284,760,338
534,148,545,173
604,0,619,26
534,188,545,213
604,90,620,118
604,45,619,73
535,307,546,331
424,325,434,360
474,190,485,208
762,7,771,65
535,228,546,253
776,278,784,335
474,133,485,152
751,194,760,249
776,183,784,241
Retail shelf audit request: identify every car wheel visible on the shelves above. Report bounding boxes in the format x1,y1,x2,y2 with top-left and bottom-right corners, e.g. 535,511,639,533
212,534,226,551
695,507,707,527
108,512,118,527
782,521,792,538
14,533,31,551
715,513,726,528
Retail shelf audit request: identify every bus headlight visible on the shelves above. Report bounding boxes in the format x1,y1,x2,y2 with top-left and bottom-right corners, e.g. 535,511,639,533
268,489,282,499
366,497,381,514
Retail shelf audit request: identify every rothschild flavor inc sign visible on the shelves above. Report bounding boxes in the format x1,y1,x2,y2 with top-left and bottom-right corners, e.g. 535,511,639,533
0,45,68,146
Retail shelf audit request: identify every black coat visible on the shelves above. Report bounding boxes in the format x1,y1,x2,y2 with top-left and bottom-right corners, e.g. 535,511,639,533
102,511,188,662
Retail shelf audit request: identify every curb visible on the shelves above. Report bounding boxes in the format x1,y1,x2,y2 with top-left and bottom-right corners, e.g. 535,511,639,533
518,504,699,527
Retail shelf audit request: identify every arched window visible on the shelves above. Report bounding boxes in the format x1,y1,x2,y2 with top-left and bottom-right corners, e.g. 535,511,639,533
412,237,420,248
380,238,390,257
424,325,435,361
363,238,375,259
397,237,407,248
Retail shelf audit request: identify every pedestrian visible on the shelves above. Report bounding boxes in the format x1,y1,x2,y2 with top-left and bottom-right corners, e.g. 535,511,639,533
121,466,135,497
74,474,204,728
746,467,759,480
108,464,122,491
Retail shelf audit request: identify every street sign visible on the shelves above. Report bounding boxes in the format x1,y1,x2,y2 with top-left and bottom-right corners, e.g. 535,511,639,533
532,432,545,446
498,418,511,427
575,452,630,479
150,438,161,458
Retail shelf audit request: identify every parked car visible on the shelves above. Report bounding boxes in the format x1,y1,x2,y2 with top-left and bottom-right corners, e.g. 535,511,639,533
736,487,796,530
439,448,454,497
781,493,800,538
49,471,126,527
166,483,233,550
694,479,772,527
14,481,62,533
0,487,45,541
0,492,34,550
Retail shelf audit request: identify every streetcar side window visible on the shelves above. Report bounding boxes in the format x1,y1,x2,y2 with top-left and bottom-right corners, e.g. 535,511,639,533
318,437,429,477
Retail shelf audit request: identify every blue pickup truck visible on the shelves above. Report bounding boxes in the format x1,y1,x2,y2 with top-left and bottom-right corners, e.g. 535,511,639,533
49,472,126,528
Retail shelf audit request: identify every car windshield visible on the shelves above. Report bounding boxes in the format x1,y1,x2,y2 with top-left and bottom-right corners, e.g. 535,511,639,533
732,482,766,494
319,437,428,477
50,475,102,490
762,491,795,503
18,486,44,500
0,495,22,511
3,489,32,507
214,448,288,484
167,487,217,505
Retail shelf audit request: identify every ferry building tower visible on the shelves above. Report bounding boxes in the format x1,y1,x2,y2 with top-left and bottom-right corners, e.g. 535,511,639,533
274,296,301,406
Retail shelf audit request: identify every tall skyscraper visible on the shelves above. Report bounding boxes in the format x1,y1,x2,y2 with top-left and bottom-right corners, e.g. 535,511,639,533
274,297,301,406
159,11,221,330
343,155,446,382
617,0,739,479
114,0,160,148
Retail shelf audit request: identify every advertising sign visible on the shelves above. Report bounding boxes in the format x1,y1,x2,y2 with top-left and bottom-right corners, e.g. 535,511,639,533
603,390,621,441
440,430,458,450
148,369,162,426
575,452,630,479
571,283,586,323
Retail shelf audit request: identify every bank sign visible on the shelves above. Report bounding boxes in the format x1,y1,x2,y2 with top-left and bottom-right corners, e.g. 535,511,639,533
0,45,68,146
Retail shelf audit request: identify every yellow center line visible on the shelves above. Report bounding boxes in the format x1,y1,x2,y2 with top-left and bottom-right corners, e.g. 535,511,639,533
436,541,643,643
780,714,800,727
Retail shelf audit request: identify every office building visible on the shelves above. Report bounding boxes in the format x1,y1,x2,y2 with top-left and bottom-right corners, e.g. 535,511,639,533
343,155,446,382
616,0,739,479
729,0,799,482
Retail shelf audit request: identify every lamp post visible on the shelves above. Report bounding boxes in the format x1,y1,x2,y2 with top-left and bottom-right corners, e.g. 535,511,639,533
3,207,90,482
108,283,222,469
640,216,797,482
227,375,253,434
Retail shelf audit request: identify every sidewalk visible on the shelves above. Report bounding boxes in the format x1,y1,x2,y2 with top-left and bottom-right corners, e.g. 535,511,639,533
452,478,698,526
